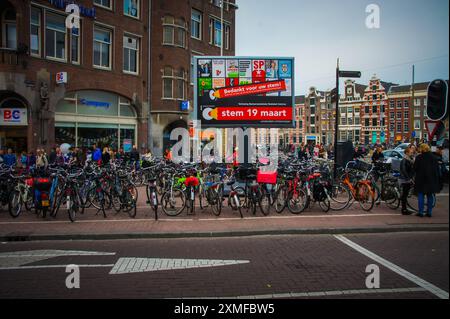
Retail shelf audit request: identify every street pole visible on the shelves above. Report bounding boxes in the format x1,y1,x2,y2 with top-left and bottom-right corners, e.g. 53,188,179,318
411,65,415,143
220,0,224,56
333,58,340,180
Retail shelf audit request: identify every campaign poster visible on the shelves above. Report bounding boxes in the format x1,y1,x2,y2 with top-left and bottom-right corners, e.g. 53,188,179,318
198,59,212,78
226,59,239,78
212,78,226,89
279,60,292,78
239,78,252,85
198,78,212,96
266,78,280,96
280,79,292,96
239,60,252,78
212,59,225,78
226,78,239,87
266,60,279,78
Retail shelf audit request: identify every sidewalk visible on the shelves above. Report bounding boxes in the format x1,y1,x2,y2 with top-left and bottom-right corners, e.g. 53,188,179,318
0,189,448,241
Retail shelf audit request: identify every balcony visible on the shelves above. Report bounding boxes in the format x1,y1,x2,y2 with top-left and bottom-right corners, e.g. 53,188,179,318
0,47,19,66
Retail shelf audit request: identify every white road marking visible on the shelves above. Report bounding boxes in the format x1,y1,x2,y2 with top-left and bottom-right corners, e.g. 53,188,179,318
179,287,427,299
109,257,250,274
0,250,116,268
0,264,115,270
334,235,449,300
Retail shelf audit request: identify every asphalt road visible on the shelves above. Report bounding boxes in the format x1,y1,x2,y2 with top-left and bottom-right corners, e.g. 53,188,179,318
0,232,448,299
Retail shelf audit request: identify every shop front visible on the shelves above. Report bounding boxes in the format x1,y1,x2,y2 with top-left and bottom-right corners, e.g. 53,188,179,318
55,90,138,150
0,91,29,152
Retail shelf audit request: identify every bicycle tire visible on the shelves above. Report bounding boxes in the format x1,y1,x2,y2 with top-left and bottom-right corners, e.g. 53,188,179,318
161,189,185,216
329,183,351,211
274,186,287,214
357,183,375,212
287,188,307,214
8,190,22,218
385,187,400,210
259,188,271,216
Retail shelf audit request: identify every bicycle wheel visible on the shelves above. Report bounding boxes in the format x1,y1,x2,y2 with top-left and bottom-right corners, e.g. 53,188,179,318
199,187,209,210
357,183,375,212
211,189,222,217
287,188,307,214
329,183,351,211
274,186,287,214
406,188,419,212
25,188,34,211
230,187,245,218
110,189,122,212
8,190,22,218
259,188,271,216
68,194,77,222
161,189,186,216
385,186,400,210
319,198,331,213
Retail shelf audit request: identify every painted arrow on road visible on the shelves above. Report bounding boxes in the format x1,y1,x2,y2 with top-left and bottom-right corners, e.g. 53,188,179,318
0,250,250,274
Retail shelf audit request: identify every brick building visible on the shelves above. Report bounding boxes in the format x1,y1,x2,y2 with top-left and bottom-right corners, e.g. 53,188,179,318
0,0,237,155
150,0,236,156
338,79,365,144
0,0,150,153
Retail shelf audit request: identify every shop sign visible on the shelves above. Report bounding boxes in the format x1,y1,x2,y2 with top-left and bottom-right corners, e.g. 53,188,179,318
47,0,96,18
181,101,190,111
56,72,67,84
79,99,110,109
123,139,133,153
0,108,27,126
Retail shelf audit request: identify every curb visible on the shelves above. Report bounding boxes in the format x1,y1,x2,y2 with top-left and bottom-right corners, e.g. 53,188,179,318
1,224,448,242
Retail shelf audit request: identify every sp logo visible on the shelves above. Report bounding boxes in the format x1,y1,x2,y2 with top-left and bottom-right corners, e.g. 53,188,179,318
66,4,80,30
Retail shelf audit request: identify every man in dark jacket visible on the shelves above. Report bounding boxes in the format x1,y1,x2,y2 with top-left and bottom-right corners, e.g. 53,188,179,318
130,145,140,168
414,144,441,217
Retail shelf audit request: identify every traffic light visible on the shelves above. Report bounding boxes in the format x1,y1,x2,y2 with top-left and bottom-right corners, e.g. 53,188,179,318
427,79,449,121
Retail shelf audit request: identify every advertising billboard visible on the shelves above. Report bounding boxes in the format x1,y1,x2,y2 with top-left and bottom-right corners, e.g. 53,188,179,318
195,57,295,128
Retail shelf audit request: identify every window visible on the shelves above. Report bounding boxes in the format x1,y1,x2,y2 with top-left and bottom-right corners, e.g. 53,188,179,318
365,119,370,127
348,117,353,125
372,119,377,126
390,111,395,120
397,100,402,108
124,0,140,19
389,100,395,108
404,100,409,108
404,111,409,119
355,117,360,125
211,18,222,47
372,85,377,91
397,111,402,120
123,35,139,74
93,26,112,69
30,7,41,56
341,118,347,125
372,105,377,113
2,8,17,49
310,117,315,125
162,67,186,100
225,25,230,50
372,94,377,100
404,121,409,132
211,0,221,7
94,0,112,9
71,27,80,64
45,13,66,61
310,98,316,106
163,16,186,48
191,9,202,40
390,123,395,130
414,120,421,130
414,98,421,106
397,122,402,132
365,105,370,113
414,108,421,117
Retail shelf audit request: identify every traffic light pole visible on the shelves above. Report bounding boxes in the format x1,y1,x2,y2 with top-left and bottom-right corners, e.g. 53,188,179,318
333,59,340,181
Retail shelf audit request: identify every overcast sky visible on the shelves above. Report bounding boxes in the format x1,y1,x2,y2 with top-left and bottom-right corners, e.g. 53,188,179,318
235,0,449,95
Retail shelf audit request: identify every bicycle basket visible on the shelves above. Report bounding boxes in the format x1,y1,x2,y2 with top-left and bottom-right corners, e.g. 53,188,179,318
351,160,372,172
257,170,277,185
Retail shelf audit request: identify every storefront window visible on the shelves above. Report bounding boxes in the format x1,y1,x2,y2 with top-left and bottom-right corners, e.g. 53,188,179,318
55,124,76,146
78,124,118,150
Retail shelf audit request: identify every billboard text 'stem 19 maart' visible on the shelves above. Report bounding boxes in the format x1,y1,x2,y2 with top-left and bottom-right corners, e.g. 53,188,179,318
195,57,296,128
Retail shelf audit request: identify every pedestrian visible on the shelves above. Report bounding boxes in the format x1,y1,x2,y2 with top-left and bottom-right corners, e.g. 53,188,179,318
20,151,28,168
49,148,57,165
36,149,48,171
101,147,111,166
3,148,17,167
27,151,36,168
413,143,441,218
130,145,140,167
371,146,384,164
92,144,102,165
399,146,415,215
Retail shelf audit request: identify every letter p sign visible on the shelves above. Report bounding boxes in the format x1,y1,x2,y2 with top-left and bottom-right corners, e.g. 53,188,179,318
366,4,380,29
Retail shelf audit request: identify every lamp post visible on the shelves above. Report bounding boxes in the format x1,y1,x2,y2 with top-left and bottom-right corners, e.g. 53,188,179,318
220,0,238,56
333,59,361,180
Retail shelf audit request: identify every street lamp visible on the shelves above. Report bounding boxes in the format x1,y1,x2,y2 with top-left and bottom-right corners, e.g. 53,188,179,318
220,0,239,56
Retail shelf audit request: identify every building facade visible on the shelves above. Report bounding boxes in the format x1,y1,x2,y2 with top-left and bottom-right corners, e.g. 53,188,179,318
338,79,365,144
150,0,236,156
0,0,150,153
0,0,237,155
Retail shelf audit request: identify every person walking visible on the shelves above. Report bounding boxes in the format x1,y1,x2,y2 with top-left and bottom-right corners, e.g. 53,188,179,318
399,146,415,215
36,149,48,171
413,144,441,218
101,147,111,166
3,149,17,167
371,146,384,164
